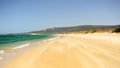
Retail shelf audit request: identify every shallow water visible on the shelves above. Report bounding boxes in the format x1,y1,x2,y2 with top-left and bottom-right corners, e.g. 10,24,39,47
0,34,54,60
0,34,53,45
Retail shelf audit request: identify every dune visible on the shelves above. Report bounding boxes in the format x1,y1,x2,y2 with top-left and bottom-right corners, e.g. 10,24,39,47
5,33,120,68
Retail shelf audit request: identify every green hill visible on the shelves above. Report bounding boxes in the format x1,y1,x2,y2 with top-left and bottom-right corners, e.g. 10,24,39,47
29,25,120,34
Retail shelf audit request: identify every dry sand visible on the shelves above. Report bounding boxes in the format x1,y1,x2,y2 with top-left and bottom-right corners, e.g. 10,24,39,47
5,33,120,68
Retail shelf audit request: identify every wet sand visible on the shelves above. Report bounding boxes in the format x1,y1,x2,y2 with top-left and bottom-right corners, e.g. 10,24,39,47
5,33,120,68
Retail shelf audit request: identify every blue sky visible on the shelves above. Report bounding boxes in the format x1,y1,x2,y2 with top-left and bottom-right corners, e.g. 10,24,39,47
0,0,120,34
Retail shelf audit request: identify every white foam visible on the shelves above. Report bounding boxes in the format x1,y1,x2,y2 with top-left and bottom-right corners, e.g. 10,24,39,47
43,40,47,42
12,43,30,49
30,33,42,35
0,50,5,54
42,37,58,43
48,37,59,41
0,57,3,60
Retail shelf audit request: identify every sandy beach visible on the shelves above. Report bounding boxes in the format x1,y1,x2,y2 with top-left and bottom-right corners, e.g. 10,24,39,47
4,33,120,68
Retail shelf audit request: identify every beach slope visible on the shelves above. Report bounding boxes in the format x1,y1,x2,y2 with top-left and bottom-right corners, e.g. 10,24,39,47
5,34,120,68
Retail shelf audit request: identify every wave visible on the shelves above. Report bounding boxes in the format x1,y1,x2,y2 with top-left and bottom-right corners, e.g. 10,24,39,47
12,43,30,49
29,33,42,35
0,50,4,60
0,57,3,60
0,50,5,54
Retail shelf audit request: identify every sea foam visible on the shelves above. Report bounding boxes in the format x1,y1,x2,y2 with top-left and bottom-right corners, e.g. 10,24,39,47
0,50,5,54
0,57,3,60
12,43,29,49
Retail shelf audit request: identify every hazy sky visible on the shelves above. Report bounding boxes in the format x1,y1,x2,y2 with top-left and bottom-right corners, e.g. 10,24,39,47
0,0,120,34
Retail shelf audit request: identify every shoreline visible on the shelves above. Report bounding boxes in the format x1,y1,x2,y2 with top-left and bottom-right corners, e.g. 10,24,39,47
1,33,120,68
0,36,58,68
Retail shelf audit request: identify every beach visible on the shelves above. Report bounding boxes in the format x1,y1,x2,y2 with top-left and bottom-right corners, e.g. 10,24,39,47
4,33,120,68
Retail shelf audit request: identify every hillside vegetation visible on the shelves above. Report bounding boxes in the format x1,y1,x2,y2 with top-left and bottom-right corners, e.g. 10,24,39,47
112,27,120,33
29,25,120,34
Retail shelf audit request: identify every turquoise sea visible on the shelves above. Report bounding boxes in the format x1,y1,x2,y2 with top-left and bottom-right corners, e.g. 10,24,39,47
0,34,54,55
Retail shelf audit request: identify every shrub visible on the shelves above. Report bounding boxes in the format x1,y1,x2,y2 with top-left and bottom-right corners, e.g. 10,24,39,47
112,27,120,33
91,30,96,33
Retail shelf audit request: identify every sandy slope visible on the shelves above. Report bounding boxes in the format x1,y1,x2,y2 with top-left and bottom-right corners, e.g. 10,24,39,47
5,34,120,68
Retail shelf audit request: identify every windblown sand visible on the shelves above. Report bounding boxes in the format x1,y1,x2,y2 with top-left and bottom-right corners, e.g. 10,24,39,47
5,34,120,68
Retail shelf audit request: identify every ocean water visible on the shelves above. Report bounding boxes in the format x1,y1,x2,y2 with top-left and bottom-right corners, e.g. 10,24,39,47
0,34,55,65
0,34,54,55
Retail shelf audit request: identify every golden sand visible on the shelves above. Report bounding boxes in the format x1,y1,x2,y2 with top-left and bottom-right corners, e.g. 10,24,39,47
5,34,120,68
